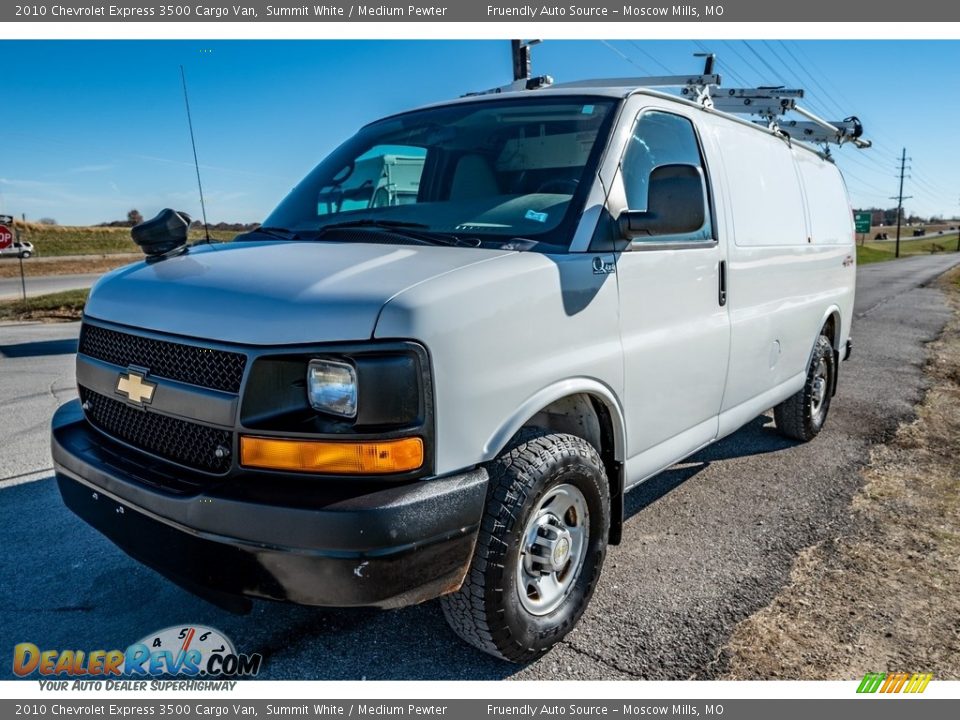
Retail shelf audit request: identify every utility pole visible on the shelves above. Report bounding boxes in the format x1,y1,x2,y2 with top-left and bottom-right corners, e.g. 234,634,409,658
891,148,912,259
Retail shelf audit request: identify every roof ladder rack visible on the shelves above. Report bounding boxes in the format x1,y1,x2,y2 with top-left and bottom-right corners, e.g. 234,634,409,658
709,86,872,149
776,109,872,149
464,46,871,150
555,74,721,104
709,87,804,120
462,75,555,97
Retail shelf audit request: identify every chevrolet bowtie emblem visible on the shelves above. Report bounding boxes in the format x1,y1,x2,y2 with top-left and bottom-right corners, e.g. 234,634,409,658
116,371,156,405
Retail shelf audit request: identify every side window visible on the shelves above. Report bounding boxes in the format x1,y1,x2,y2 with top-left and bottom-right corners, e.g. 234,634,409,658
621,111,713,243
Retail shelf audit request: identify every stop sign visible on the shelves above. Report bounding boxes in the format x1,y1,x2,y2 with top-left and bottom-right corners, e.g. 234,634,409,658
0,225,13,250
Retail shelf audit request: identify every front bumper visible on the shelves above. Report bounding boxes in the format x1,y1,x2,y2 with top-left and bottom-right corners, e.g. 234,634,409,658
51,400,487,611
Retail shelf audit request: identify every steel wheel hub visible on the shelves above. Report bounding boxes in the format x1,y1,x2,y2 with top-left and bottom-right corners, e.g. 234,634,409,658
811,358,828,417
517,483,589,616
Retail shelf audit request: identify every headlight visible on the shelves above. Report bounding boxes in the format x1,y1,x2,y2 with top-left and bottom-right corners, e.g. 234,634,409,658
307,359,357,418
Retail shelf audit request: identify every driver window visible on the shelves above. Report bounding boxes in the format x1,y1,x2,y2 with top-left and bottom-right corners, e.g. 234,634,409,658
622,111,712,242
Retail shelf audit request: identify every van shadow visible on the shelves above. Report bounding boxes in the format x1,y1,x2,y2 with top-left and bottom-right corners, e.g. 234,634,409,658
258,413,798,679
624,413,793,523
297,412,795,679
0,338,78,358
6,414,797,682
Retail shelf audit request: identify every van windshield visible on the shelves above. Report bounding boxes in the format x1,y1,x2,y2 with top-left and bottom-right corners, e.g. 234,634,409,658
262,96,618,249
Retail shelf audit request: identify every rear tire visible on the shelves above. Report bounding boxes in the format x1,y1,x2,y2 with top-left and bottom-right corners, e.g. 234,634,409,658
441,430,609,663
774,334,836,442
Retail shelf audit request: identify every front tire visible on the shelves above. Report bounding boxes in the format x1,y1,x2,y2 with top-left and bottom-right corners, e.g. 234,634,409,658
441,430,609,663
774,334,836,441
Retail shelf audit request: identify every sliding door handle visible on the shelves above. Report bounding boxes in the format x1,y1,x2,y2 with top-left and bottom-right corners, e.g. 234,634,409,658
719,260,727,307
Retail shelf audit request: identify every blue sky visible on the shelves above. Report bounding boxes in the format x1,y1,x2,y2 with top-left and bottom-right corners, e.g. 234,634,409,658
2,40,958,225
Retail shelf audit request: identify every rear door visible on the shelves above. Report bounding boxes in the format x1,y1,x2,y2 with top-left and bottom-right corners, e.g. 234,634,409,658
613,108,731,481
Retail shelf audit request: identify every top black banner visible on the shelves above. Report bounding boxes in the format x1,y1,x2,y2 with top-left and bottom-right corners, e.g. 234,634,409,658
3,0,953,22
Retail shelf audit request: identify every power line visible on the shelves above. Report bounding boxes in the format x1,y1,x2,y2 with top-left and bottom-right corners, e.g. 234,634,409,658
776,42,848,119
628,41,674,74
691,41,749,86
758,40,836,120
741,41,787,85
720,40,766,85
839,166,894,196
785,42,857,120
598,40,651,74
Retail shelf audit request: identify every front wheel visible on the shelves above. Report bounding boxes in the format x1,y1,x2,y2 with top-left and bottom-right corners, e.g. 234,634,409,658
440,430,609,663
19,251,32,259
774,334,836,441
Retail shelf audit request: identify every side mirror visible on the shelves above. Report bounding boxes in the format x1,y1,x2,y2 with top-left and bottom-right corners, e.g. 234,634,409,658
618,164,706,239
131,208,192,259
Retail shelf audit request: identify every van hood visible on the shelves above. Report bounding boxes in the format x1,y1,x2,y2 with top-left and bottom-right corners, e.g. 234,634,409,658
84,240,513,345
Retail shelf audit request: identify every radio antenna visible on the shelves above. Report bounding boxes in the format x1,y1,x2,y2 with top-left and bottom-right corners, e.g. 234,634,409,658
179,65,211,243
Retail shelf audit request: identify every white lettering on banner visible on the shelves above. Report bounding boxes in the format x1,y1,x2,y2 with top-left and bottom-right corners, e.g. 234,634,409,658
623,5,670,16
487,5,540,17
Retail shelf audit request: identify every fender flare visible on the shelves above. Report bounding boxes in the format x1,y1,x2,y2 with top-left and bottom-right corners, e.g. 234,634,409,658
811,304,843,397
816,304,843,350
482,377,627,464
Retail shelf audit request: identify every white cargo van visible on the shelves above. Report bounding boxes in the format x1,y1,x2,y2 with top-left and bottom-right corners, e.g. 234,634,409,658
52,72,860,663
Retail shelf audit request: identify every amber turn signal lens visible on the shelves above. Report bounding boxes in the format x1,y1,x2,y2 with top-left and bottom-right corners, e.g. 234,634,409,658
239,436,424,474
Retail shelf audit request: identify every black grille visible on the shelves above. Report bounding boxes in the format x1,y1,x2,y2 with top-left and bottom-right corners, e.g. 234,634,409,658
79,324,247,393
80,387,231,474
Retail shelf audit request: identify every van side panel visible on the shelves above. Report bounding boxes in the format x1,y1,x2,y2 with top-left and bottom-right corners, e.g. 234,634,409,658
721,125,808,248
714,124,855,430
375,251,625,476
793,148,856,245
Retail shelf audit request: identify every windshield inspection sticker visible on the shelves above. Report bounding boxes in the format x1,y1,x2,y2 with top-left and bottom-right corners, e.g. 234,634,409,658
525,209,549,223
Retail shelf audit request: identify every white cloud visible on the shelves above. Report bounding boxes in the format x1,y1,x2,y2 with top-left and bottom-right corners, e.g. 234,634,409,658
64,164,116,174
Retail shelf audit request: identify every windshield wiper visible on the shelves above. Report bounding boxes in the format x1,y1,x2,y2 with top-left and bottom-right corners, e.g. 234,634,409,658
312,219,478,247
252,226,301,240
316,218,431,231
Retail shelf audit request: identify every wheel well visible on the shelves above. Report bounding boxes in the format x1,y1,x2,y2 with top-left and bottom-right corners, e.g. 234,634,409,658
823,312,840,349
822,311,843,397
523,393,624,545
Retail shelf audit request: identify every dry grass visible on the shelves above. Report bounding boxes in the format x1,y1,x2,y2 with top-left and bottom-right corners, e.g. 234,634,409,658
7,221,238,257
0,255,138,279
857,235,960,265
723,267,960,680
0,288,89,322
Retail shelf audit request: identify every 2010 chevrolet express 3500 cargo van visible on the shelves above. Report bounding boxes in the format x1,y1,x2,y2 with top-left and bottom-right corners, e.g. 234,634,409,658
52,75,860,663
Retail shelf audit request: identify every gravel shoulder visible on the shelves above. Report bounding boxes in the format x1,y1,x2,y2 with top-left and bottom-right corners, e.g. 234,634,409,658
722,268,960,680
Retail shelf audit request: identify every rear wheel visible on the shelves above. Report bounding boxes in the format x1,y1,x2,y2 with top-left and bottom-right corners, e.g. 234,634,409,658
440,430,609,663
774,334,836,441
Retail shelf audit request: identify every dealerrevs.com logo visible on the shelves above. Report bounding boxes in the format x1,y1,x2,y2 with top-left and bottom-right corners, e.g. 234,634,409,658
13,625,263,683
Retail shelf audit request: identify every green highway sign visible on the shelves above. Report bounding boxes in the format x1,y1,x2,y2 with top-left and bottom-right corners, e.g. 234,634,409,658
854,212,872,234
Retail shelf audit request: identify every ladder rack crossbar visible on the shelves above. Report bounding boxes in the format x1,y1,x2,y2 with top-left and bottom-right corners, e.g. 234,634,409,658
553,74,722,89
711,96,798,116
718,87,805,99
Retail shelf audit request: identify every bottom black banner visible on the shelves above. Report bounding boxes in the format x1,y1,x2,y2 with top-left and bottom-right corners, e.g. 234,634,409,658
1,699,956,720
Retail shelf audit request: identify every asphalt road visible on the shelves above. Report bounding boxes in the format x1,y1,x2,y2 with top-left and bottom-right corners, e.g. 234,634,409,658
1,252,959,680
0,273,102,301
